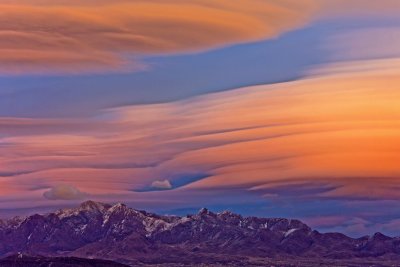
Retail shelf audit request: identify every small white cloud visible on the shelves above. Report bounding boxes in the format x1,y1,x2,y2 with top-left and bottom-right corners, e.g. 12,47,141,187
43,184,88,200
151,180,172,190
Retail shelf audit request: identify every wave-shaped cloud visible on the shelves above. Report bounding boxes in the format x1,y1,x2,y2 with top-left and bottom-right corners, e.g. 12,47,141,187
3,0,400,75
1,58,400,203
0,0,318,75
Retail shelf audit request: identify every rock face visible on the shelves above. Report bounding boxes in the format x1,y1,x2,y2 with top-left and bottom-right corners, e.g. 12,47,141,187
0,201,399,266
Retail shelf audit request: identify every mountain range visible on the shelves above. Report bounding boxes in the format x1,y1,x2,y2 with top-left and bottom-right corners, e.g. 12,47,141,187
0,201,399,266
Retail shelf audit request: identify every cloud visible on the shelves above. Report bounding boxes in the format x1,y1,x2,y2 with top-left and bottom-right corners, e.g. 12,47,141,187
2,58,400,237
322,28,400,63
151,180,173,190
43,184,88,200
4,0,400,75
1,58,400,200
321,0,400,17
0,0,318,75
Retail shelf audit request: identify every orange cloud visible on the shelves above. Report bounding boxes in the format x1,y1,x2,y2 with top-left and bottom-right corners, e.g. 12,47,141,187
0,0,318,74
4,0,400,75
2,59,400,207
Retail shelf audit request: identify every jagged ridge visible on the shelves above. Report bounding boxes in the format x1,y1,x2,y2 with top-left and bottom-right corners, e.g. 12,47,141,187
0,201,399,266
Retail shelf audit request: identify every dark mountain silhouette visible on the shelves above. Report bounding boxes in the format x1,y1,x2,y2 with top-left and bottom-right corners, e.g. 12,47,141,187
0,254,129,267
0,201,399,266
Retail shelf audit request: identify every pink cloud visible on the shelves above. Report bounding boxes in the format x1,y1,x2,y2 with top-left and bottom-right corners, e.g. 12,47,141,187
2,59,400,212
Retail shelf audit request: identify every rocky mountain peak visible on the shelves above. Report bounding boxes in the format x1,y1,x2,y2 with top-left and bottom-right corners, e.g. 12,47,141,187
371,232,392,241
198,207,215,217
0,201,398,266
79,200,111,212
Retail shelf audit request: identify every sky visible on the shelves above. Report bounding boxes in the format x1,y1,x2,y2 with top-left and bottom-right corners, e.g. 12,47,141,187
2,0,400,237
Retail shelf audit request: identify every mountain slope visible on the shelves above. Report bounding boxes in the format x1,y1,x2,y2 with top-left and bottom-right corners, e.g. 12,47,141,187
0,201,399,266
0,254,129,267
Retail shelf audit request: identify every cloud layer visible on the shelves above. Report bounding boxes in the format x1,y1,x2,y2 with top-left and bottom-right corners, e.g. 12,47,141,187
3,0,400,75
2,58,400,207
0,0,317,74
